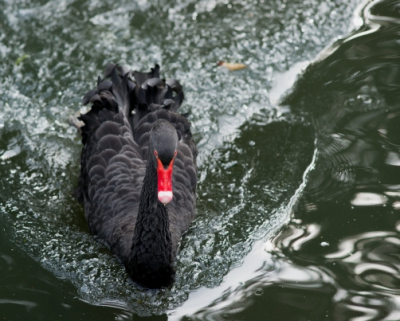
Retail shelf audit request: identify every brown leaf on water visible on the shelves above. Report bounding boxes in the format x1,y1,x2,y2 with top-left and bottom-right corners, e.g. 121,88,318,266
217,61,248,71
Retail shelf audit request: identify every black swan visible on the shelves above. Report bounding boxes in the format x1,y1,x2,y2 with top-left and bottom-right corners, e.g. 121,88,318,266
76,64,197,288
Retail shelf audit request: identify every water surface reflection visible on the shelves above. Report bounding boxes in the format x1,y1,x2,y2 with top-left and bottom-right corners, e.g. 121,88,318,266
177,0,400,320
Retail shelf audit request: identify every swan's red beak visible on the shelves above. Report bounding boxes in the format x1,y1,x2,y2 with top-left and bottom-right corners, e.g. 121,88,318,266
156,155,175,204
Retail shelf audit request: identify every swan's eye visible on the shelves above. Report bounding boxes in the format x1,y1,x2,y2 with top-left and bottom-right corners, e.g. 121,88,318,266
174,150,177,157
154,150,158,158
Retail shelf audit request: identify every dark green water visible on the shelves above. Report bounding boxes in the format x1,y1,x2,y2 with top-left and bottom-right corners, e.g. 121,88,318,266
1,0,399,320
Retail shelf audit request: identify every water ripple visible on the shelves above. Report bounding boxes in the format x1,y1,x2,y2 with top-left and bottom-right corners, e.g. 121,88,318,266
0,0,363,318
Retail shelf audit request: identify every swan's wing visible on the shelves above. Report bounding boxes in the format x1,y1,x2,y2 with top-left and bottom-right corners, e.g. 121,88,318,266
169,137,197,252
78,105,146,261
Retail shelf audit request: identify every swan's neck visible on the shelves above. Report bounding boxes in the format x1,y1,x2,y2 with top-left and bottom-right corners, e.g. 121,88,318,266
127,160,175,288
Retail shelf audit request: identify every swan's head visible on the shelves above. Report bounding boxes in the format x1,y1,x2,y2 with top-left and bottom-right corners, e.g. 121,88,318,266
150,120,178,205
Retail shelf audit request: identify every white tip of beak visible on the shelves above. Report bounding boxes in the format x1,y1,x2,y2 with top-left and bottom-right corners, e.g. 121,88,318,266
158,191,173,204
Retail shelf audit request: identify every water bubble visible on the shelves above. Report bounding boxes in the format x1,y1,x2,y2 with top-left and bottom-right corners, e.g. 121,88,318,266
254,288,263,296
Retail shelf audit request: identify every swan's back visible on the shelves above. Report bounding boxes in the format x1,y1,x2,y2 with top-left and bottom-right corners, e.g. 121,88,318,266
77,64,197,262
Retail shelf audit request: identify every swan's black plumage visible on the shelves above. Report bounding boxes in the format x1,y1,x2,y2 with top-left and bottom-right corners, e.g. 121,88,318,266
76,64,197,288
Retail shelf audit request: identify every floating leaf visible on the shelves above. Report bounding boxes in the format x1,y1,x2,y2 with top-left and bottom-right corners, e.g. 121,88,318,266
217,61,248,71
15,54,29,66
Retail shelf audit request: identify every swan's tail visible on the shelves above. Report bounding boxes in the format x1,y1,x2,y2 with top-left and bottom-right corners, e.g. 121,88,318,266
79,63,185,145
